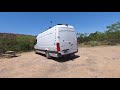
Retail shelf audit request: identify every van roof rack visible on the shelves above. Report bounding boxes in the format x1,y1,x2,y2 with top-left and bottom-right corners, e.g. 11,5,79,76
57,24,69,25
57,24,63,25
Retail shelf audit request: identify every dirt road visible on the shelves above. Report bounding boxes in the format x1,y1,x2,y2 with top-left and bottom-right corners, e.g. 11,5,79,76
0,46,120,78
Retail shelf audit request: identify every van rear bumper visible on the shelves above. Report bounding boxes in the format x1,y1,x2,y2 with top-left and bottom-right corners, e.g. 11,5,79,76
57,50,78,57
35,49,78,58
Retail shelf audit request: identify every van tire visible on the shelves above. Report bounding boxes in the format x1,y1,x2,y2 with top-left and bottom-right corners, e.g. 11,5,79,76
45,51,51,59
67,53,75,57
71,53,75,57
35,50,38,54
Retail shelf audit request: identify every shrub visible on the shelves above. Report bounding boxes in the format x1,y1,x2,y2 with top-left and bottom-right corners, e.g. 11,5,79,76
0,33,36,53
89,41,99,47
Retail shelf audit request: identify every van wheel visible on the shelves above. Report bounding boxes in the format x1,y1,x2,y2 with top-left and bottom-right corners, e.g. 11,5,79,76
35,50,38,54
45,51,51,59
71,53,75,57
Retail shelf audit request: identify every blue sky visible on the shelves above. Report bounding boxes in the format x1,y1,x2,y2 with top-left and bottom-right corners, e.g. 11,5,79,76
0,12,120,35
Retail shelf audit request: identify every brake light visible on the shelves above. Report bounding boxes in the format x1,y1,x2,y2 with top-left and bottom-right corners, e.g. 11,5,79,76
56,43,60,52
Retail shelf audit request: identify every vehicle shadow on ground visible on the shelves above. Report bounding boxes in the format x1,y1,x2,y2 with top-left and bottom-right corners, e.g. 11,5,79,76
37,53,80,62
51,55,80,62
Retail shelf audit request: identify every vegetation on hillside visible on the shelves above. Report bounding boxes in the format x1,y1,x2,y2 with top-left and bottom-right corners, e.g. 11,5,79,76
0,33,36,54
77,21,120,46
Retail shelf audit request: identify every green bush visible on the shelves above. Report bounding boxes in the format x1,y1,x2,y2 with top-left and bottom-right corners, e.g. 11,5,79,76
0,33,36,53
107,42,117,45
84,42,89,45
90,41,99,46
77,21,120,47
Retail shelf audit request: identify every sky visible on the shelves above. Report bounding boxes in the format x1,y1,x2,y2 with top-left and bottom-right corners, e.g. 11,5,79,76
0,12,120,36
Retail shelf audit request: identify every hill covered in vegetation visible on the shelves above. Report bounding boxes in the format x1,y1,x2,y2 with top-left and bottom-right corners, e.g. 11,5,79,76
77,21,120,46
0,33,36,54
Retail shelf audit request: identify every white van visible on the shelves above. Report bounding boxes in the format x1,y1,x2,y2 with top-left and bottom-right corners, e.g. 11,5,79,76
34,24,78,59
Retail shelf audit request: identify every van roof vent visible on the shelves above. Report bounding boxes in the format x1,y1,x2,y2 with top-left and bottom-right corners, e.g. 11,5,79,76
65,24,68,26
49,27,52,29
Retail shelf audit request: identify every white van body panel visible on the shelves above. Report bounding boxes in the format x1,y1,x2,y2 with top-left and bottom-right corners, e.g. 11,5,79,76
34,24,78,58
35,26,57,51
58,26,78,55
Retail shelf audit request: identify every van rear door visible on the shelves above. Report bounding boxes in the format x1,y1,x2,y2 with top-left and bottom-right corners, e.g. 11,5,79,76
58,28,77,54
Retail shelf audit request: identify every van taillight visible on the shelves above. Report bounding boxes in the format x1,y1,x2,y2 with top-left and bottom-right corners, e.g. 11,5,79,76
56,43,60,52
